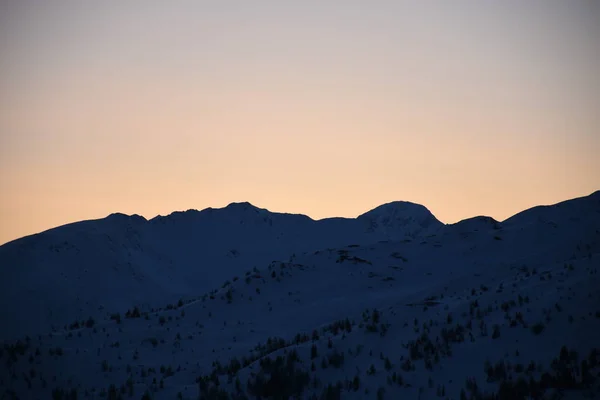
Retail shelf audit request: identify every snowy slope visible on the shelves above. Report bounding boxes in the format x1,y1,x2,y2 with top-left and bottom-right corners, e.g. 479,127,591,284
0,192,599,400
0,201,443,340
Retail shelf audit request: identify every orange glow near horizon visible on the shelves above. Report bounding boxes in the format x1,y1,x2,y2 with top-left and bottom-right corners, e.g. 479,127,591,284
1,1,599,245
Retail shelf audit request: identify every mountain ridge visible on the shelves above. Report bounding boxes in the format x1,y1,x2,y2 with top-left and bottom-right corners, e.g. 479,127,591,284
0,190,597,341
1,190,599,399
4,190,597,247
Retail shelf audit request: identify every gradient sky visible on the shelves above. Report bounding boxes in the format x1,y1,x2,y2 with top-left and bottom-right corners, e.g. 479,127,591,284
0,1,599,245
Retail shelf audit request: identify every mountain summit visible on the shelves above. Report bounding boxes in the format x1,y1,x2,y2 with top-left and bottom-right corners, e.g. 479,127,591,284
358,201,442,238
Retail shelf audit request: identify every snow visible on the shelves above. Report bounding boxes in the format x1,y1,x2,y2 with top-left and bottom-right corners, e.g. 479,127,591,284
0,191,599,399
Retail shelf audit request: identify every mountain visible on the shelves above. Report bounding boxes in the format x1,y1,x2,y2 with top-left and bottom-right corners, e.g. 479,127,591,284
357,201,442,238
0,200,443,340
0,191,599,400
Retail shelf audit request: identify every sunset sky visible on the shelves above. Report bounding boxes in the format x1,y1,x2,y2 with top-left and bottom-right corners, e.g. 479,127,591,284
0,1,598,245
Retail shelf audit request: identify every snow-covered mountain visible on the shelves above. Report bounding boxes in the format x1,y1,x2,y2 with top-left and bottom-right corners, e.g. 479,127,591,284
357,201,442,238
1,192,599,400
0,201,443,340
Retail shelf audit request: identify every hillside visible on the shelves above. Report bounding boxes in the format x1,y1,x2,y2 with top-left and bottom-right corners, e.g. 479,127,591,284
0,201,442,341
1,192,599,399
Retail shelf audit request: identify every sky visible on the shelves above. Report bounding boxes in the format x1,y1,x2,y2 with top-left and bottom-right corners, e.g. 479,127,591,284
0,1,598,245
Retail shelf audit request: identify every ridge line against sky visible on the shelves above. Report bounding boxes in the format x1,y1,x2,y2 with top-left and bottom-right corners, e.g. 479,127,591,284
2,189,598,247
0,1,598,245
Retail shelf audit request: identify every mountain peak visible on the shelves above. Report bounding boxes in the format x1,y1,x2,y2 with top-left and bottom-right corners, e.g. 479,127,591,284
225,201,258,210
223,202,267,215
358,200,434,219
106,213,147,223
357,200,442,237
447,215,500,234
